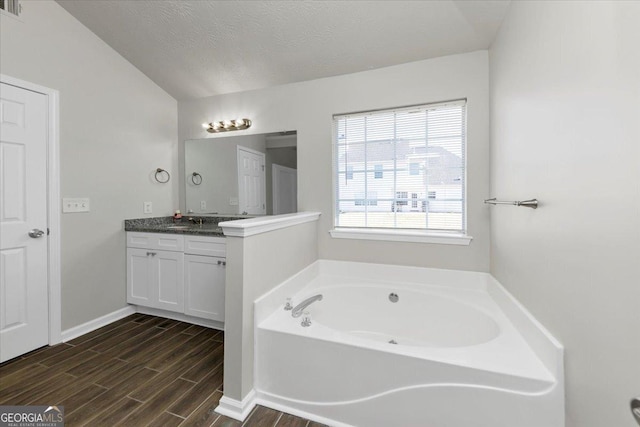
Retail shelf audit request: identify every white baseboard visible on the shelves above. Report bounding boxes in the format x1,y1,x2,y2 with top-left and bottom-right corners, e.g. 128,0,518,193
215,389,257,421
135,306,224,331
61,306,136,342
61,305,224,344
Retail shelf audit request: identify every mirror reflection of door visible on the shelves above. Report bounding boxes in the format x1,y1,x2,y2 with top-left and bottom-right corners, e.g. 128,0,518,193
237,146,266,215
272,164,297,215
184,131,297,215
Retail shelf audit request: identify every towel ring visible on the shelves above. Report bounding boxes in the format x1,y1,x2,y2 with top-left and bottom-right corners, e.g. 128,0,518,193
191,172,203,185
155,168,170,183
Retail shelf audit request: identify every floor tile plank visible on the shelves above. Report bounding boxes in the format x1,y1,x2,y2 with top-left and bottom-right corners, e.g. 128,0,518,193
66,315,137,346
0,364,50,403
243,406,282,427
92,397,143,426
186,391,226,427
117,378,195,426
61,383,108,414
65,367,159,425
12,372,76,405
276,413,310,427
144,329,213,371
213,415,242,427
118,321,192,362
148,411,185,427
180,341,224,382
169,363,223,417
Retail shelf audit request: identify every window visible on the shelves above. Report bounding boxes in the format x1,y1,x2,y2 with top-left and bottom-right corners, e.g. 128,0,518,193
334,100,466,233
0,0,21,16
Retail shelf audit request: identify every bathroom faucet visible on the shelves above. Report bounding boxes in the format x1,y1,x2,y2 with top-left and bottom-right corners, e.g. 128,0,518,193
291,294,323,318
188,217,203,225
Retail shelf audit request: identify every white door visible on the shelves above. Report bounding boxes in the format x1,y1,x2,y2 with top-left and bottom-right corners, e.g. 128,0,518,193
0,83,49,362
272,164,297,215
237,146,266,215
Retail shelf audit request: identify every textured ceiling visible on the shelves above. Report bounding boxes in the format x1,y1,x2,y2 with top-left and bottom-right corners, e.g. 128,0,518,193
57,0,510,100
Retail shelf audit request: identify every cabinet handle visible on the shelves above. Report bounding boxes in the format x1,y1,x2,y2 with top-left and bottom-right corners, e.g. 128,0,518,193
146,252,157,256
217,260,227,266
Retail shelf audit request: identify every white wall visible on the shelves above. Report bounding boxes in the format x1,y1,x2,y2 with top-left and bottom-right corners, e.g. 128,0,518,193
223,220,318,402
490,2,640,426
0,1,178,330
179,51,490,272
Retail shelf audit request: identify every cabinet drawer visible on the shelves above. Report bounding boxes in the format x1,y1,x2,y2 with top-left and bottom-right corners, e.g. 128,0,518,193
184,235,226,257
127,232,184,252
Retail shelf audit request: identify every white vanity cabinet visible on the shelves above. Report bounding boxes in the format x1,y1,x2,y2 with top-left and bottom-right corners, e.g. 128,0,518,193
126,232,225,322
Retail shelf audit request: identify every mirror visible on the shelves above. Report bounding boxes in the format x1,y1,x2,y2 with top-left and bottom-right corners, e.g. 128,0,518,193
185,131,297,216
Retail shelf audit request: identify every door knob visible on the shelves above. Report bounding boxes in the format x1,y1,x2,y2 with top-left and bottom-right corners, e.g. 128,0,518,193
28,229,45,238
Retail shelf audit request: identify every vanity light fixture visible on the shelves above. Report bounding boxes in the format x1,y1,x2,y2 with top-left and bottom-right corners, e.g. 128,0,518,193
202,118,252,133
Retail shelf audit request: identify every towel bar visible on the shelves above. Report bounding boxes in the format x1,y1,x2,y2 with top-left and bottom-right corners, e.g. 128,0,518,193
484,198,538,209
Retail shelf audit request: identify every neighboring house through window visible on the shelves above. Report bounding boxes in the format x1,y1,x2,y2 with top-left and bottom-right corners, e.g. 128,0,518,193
409,162,420,176
334,100,466,232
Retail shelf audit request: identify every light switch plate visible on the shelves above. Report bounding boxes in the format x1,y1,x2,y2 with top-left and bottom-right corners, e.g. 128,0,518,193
143,201,153,214
63,198,90,213
229,197,238,206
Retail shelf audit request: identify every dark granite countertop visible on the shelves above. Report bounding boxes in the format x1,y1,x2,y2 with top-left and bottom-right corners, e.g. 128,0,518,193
124,215,249,237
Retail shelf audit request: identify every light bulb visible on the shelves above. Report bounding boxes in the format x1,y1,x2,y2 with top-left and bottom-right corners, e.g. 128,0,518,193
223,120,232,129
235,119,245,127
202,123,210,129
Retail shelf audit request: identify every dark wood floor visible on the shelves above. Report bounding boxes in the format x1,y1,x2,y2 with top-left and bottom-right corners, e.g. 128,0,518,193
0,314,325,427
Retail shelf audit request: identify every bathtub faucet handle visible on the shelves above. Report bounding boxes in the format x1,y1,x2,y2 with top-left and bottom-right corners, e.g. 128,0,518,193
301,311,312,327
291,294,323,318
284,298,293,311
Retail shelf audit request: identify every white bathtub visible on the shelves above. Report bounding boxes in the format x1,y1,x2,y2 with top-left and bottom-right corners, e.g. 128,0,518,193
254,260,564,427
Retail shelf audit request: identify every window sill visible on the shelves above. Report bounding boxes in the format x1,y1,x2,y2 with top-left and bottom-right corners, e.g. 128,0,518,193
329,228,473,245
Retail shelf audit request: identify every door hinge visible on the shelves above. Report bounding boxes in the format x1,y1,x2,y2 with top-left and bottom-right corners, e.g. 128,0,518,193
261,165,265,171
47,228,50,235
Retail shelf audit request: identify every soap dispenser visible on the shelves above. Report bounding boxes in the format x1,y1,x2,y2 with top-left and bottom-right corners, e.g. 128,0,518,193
173,210,182,222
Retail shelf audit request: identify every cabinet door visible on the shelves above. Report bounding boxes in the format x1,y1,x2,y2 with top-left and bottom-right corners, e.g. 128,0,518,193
154,251,184,312
184,254,225,321
127,248,184,312
127,248,153,306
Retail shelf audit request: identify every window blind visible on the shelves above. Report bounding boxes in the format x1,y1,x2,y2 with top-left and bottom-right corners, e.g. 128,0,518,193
334,100,466,232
